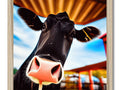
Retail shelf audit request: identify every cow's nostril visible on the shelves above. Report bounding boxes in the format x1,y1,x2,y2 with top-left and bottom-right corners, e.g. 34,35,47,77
35,58,40,66
51,65,60,75
28,58,40,73
58,68,62,81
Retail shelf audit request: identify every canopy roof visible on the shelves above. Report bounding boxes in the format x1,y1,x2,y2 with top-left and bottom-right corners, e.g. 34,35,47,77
14,0,106,25
65,61,106,72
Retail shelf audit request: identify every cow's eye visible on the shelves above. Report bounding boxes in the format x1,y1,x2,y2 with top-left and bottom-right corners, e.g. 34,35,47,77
42,23,47,32
42,24,45,29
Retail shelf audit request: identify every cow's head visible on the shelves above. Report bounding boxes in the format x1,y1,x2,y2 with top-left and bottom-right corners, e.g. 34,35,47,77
18,8,100,86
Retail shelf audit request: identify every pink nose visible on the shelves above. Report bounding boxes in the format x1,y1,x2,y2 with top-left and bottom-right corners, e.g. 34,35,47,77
26,56,63,84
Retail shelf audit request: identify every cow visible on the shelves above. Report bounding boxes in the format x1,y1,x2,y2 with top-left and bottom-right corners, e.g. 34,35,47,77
14,8,100,90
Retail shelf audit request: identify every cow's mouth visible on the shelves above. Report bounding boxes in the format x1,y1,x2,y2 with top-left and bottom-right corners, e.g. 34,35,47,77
26,56,64,85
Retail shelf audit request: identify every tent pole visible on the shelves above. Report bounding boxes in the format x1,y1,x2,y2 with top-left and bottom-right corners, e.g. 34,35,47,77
88,70,94,90
78,72,82,90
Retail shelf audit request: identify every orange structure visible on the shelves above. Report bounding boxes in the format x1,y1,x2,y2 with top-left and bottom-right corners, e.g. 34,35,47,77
100,77,104,90
89,70,94,90
65,33,107,90
78,72,82,90
14,0,106,25
99,33,107,55
65,61,106,90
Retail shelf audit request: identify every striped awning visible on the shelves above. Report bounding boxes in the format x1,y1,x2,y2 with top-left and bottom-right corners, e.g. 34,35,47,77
14,0,106,25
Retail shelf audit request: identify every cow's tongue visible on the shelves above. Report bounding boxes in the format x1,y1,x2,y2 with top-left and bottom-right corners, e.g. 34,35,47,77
38,81,43,90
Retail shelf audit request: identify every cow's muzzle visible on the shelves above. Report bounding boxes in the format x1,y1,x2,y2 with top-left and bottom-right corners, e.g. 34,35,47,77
26,56,64,85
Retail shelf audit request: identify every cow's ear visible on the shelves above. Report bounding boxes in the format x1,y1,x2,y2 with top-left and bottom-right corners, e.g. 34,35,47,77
18,8,43,31
74,26,100,42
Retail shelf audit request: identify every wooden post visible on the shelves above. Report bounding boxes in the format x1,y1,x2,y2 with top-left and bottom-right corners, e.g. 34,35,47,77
88,70,94,90
78,72,82,90
99,77,104,90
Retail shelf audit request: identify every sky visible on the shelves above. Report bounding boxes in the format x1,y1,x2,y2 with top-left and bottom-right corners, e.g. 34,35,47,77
13,5,106,70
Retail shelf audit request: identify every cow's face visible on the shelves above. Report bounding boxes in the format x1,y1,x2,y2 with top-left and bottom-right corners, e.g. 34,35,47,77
35,12,74,66
18,8,100,85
